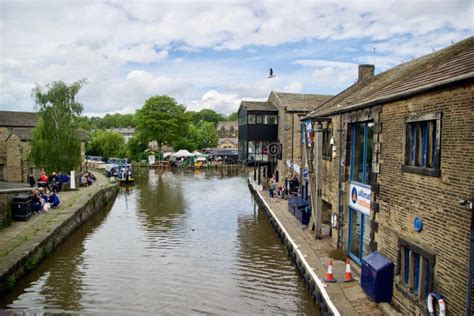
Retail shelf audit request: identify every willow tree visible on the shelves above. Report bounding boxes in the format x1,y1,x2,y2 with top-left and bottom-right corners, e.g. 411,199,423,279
30,80,87,172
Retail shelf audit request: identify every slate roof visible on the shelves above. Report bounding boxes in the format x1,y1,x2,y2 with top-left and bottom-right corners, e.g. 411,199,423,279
0,111,38,127
271,91,333,112
305,36,474,118
240,101,278,112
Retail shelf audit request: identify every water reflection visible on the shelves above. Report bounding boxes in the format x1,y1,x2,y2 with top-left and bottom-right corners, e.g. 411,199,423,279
1,169,319,315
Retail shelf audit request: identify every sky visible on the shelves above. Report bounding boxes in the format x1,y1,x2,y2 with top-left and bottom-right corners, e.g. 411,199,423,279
0,0,473,117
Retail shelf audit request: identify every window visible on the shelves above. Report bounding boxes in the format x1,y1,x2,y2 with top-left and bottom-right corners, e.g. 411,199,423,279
398,239,435,299
264,115,278,125
349,122,374,185
248,115,256,124
402,113,441,176
322,128,332,160
256,115,263,124
238,115,246,126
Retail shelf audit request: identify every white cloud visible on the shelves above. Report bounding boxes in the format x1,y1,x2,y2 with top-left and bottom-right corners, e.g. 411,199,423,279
294,59,358,88
189,90,242,114
0,0,472,114
118,45,168,64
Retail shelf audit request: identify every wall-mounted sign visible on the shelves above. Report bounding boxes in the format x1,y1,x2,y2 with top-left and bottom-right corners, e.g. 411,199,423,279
413,217,423,232
349,182,371,216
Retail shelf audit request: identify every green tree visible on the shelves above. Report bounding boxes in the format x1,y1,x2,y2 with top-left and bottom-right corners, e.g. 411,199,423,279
87,129,126,158
30,80,86,172
135,95,188,152
172,120,217,151
191,109,224,126
226,112,238,121
126,134,148,162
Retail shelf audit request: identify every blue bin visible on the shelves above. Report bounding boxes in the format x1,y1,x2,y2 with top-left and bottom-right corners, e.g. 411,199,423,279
361,251,394,303
295,206,311,225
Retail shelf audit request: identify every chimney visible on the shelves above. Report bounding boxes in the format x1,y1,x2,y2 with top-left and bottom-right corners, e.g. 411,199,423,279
358,64,374,82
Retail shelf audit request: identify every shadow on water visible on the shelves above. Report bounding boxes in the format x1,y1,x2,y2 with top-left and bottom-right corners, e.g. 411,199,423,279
0,199,115,312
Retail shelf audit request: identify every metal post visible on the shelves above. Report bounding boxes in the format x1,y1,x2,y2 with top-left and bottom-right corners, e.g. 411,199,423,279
467,193,474,315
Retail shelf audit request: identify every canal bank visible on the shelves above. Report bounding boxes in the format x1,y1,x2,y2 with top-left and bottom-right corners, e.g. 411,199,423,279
0,171,118,295
248,177,396,316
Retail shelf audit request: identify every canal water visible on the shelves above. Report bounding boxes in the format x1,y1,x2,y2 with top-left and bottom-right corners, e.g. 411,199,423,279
0,169,320,315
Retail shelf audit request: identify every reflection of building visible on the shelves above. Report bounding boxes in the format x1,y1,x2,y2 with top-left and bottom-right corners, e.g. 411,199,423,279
304,37,474,315
0,111,38,182
216,121,238,148
110,127,135,143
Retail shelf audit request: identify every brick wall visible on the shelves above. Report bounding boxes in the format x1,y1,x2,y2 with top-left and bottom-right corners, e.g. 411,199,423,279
377,83,474,315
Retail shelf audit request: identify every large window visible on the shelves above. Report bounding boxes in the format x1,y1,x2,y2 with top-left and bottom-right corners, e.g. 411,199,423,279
398,239,434,299
264,115,278,125
350,122,374,185
402,113,441,176
248,115,256,124
247,141,270,161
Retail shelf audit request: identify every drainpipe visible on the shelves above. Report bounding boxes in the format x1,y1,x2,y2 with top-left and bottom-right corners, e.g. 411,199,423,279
291,112,294,175
314,121,323,239
467,194,474,315
336,113,344,250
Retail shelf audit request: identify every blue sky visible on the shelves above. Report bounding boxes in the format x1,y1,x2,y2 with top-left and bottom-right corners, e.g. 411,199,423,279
1,0,473,116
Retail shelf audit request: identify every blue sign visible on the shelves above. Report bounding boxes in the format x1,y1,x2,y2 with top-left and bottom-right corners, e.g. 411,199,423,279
351,187,358,204
413,217,423,232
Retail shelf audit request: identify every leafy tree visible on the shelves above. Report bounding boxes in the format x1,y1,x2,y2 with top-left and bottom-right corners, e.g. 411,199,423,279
191,109,224,126
87,129,126,158
135,95,188,152
172,120,217,151
194,121,218,149
126,134,148,162
30,80,86,172
226,112,238,121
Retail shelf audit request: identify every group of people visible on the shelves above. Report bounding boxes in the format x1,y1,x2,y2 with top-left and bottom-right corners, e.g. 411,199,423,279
31,187,61,214
269,175,300,202
29,170,69,193
80,172,96,186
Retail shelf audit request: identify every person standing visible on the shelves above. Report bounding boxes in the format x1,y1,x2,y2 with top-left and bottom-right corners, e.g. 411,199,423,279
28,170,36,188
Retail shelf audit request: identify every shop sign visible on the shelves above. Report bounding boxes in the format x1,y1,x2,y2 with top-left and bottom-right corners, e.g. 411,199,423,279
349,182,371,216
148,155,156,166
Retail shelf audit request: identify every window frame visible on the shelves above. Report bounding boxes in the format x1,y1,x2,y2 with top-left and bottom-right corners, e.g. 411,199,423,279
349,121,374,185
401,112,442,177
322,127,333,161
397,238,435,300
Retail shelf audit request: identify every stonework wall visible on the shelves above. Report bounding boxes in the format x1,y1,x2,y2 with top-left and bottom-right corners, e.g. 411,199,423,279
376,83,474,315
276,111,304,182
5,136,31,183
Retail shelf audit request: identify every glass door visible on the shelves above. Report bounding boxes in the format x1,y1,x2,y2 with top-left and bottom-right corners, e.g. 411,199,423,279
348,121,374,264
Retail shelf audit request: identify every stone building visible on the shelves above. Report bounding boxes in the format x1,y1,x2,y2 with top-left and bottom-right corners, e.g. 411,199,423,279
268,91,332,181
304,37,474,314
110,127,135,144
0,110,89,183
0,111,38,182
216,121,238,148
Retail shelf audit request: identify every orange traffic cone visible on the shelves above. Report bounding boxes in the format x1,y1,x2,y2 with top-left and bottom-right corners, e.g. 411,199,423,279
344,258,354,282
323,260,337,283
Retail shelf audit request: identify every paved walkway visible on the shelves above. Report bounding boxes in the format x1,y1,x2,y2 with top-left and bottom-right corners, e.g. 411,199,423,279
253,183,385,316
0,171,114,277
